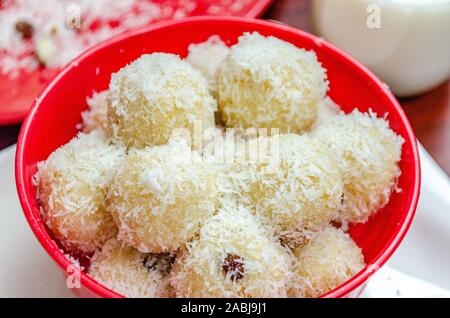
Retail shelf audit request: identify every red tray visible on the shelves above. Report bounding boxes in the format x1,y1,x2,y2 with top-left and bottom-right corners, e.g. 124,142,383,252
0,0,273,125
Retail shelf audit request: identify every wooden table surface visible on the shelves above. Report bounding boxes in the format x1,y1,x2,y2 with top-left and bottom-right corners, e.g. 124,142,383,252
1,0,449,175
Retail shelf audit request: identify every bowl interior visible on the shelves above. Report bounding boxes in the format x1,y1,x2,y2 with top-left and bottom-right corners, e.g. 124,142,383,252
16,17,420,298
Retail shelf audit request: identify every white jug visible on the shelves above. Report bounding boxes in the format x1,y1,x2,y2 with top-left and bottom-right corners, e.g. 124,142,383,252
311,0,450,97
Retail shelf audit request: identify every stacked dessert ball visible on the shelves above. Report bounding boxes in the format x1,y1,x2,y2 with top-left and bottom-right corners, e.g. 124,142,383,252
35,32,404,298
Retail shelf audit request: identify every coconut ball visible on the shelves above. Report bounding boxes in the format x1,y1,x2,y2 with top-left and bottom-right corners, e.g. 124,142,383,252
230,134,343,248
313,110,404,223
186,35,230,95
289,226,365,298
89,238,174,298
311,96,341,130
80,90,109,133
35,131,124,253
217,32,328,132
107,53,217,148
170,204,291,298
108,138,220,253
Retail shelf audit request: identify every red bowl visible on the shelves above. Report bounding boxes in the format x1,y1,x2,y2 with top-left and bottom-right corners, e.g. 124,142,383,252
15,16,420,298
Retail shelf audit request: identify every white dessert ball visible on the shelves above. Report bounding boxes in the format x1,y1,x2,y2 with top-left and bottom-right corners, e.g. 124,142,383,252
289,226,365,298
108,138,220,253
217,32,328,132
89,238,174,298
80,90,109,134
35,131,124,253
186,35,230,95
222,133,343,247
313,110,404,223
248,134,343,247
107,53,217,148
311,96,341,130
170,204,291,298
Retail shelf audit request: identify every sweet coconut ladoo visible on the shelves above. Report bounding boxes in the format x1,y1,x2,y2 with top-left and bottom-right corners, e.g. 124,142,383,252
223,133,343,248
107,53,217,148
89,238,174,298
311,96,341,130
186,35,230,96
80,90,109,134
108,137,220,253
34,131,124,254
289,226,365,298
170,204,291,298
217,32,328,132
313,110,404,223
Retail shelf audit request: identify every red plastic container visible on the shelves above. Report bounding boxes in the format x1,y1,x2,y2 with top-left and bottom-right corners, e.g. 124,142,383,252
15,17,420,298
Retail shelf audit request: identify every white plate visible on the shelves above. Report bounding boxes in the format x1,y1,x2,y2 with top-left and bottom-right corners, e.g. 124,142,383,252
387,144,450,290
1,144,449,298
0,145,74,298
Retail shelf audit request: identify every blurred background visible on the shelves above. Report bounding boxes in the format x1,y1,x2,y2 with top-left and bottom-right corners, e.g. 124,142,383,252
0,0,449,297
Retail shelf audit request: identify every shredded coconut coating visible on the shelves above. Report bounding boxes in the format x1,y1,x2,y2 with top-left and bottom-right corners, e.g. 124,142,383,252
313,110,404,223
248,134,343,247
80,90,109,133
217,32,328,132
108,138,220,253
34,131,125,253
186,35,230,96
201,128,248,172
170,205,291,298
311,97,342,130
212,133,343,248
289,226,365,298
107,53,217,148
89,238,174,298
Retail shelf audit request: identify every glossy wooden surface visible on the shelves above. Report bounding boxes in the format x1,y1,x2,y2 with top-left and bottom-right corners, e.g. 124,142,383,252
1,0,449,175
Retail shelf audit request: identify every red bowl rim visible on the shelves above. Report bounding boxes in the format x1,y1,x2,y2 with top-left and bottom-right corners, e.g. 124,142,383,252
15,16,421,298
